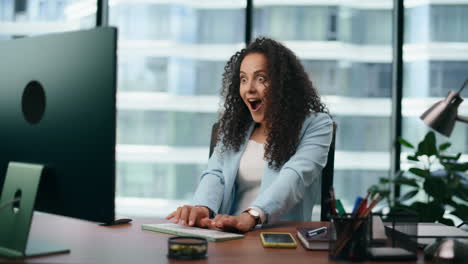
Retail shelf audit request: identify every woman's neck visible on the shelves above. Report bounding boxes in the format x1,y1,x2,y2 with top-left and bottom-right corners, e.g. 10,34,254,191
250,122,268,144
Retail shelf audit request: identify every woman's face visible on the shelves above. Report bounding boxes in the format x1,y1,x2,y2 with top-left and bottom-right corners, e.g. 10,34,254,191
239,53,270,125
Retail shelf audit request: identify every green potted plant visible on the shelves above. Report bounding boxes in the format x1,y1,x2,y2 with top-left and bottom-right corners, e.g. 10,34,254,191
368,131,468,225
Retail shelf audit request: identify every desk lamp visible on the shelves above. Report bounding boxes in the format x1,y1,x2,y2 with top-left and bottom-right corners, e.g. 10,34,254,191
420,79,468,137
419,79,468,263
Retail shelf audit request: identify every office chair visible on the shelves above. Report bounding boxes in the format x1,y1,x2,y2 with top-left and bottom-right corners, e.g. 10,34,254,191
321,122,336,221
208,121,336,222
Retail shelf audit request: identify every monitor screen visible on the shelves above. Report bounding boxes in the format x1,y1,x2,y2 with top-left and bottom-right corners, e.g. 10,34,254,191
0,27,117,223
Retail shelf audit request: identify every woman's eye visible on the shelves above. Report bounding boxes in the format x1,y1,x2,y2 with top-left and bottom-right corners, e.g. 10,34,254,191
257,76,266,82
240,77,247,83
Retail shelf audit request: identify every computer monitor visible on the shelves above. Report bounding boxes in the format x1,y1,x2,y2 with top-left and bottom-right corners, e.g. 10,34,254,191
0,27,117,224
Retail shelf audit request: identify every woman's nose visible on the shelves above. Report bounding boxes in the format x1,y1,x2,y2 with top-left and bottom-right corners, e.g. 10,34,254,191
247,80,256,93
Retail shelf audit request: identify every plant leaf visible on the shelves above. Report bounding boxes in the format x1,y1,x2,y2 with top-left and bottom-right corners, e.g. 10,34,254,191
394,176,419,187
399,137,414,149
388,205,416,216
367,185,390,199
439,153,462,161
423,176,447,200
407,155,419,161
410,201,444,222
398,190,419,202
450,203,468,221
438,142,451,151
416,131,437,157
379,177,390,184
454,188,468,202
438,218,455,226
409,168,429,178
378,190,391,198
449,162,468,172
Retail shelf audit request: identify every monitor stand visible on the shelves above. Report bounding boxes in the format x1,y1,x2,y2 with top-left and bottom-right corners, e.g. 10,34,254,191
0,162,69,258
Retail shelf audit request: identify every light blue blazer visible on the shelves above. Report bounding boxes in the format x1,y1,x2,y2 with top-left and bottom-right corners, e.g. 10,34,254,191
192,112,333,223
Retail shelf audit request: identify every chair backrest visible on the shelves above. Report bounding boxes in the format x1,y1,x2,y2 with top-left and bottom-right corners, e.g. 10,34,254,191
208,122,220,158
208,121,336,221
320,122,336,221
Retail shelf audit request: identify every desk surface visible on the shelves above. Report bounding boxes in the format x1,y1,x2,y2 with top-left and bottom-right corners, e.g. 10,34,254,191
3,213,429,264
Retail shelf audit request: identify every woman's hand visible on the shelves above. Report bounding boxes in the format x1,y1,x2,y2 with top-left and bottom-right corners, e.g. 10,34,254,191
207,213,256,233
166,205,211,227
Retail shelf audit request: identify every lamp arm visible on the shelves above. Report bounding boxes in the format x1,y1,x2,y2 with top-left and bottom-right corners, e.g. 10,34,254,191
456,78,468,95
456,115,468,123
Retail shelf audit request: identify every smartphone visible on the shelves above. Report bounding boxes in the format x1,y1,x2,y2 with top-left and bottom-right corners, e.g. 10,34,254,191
260,232,297,248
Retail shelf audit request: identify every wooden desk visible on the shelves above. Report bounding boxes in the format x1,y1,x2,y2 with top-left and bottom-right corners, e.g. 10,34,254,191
2,213,429,264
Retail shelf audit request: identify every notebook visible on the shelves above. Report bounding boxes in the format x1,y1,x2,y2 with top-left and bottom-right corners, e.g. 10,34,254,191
296,223,330,250
383,222,468,247
141,223,244,242
416,223,468,246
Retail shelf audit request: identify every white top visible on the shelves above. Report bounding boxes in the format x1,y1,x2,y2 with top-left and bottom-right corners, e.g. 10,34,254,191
233,140,266,223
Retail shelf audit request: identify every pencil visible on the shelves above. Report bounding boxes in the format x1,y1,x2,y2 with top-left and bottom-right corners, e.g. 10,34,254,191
359,194,380,218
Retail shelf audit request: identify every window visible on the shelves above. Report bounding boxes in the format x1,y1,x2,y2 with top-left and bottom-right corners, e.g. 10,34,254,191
109,0,246,217
402,1,468,209
8,0,464,220
0,0,95,40
253,0,393,213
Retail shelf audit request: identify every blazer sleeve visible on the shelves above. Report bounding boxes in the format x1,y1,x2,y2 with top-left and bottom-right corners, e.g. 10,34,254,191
191,141,225,214
251,113,333,223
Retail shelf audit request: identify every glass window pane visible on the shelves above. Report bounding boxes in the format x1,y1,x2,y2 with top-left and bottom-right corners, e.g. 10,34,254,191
112,0,246,217
0,0,96,40
402,1,468,224
254,0,393,214
403,2,468,146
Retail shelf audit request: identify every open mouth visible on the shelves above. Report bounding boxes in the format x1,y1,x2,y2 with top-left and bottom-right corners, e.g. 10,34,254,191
248,99,263,112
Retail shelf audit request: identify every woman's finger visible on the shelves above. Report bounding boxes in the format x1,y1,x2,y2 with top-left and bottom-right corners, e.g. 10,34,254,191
215,215,230,228
199,217,211,228
165,211,176,220
179,205,191,225
173,207,182,224
188,207,200,226
211,214,224,228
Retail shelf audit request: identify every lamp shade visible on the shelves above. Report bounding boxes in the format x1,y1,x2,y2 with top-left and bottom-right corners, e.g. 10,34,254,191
420,91,463,137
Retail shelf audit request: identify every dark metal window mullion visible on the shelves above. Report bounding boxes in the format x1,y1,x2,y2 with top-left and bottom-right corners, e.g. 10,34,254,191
246,0,253,45
391,0,404,199
96,0,109,27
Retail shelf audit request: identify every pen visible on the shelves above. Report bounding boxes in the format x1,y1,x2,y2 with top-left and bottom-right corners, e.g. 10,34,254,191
307,226,327,237
332,194,382,257
351,197,363,214
335,199,346,216
353,192,370,217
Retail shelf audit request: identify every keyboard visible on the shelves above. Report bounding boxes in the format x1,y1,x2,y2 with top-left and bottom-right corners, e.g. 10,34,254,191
141,223,244,242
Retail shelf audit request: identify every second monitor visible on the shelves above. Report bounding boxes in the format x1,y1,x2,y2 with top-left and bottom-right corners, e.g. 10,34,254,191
0,27,118,224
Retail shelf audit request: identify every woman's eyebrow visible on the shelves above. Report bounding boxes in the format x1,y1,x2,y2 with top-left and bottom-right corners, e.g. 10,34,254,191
239,70,267,74
239,70,268,75
254,70,267,74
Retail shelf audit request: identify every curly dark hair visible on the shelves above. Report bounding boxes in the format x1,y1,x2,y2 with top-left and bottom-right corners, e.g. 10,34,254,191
218,37,328,170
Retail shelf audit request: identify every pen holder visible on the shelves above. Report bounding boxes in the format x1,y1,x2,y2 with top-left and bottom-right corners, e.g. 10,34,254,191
329,214,370,262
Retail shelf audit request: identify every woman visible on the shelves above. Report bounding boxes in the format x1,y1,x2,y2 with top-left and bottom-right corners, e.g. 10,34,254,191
166,37,333,232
